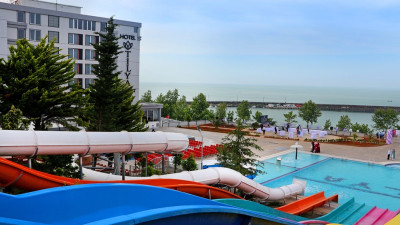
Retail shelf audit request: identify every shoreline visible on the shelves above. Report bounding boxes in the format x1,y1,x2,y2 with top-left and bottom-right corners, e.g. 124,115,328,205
201,101,400,113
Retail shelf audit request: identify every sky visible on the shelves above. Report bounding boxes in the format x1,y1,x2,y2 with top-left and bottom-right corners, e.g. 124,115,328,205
52,0,400,88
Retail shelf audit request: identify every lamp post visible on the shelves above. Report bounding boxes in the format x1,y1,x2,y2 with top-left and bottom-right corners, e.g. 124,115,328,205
197,126,204,170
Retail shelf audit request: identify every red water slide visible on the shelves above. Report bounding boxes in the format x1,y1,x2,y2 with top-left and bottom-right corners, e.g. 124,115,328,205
276,191,339,215
0,157,242,199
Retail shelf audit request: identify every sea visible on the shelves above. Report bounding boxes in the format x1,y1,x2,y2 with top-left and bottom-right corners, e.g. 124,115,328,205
140,82,400,130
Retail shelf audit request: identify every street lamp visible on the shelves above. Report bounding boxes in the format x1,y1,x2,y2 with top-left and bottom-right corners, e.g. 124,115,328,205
197,125,204,169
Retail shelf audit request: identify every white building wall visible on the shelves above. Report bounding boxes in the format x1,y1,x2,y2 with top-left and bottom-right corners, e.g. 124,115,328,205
0,19,8,59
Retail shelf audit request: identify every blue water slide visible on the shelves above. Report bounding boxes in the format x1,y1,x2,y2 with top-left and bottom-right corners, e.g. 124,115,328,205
0,183,301,225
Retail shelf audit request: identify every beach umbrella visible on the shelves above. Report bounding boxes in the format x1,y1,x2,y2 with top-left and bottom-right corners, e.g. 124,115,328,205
386,130,392,145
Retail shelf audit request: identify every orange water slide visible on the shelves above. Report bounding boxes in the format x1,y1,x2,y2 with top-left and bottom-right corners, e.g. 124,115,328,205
0,157,242,199
276,191,339,215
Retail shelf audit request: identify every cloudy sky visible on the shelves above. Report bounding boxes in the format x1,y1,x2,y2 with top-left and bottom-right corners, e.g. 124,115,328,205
53,0,400,88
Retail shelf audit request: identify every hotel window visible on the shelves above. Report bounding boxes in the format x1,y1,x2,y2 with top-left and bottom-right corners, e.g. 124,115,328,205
100,22,107,32
68,33,83,45
74,63,83,74
69,18,96,31
85,49,96,60
85,78,96,89
29,13,41,25
48,31,59,43
17,11,25,23
78,19,83,29
133,26,138,33
17,28,26,39
85,64,94,74
85,35,99,46
68,48,83,60
29,29,41,41
48,15,59,27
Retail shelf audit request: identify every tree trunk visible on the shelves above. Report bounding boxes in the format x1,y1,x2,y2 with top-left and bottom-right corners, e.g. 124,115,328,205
113,153,121,175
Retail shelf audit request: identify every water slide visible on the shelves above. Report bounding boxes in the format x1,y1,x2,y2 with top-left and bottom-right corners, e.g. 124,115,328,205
215,198,306,222
354,206,400,225
0,157,242,199
83,166,306,201
0,183,302,225
0,130,306,201
215,197,365,224
276,191,339,215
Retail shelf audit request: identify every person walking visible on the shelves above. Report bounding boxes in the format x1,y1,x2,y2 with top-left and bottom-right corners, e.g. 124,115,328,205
311,141,315,153
387,149,392,160
274,126,277,134
151,125,155,132
392,149,396,160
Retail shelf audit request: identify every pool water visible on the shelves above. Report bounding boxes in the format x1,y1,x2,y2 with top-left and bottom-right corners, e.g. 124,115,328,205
256,152,400,211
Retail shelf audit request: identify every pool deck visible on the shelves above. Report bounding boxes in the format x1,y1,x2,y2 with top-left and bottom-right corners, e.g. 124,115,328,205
158,127,399,165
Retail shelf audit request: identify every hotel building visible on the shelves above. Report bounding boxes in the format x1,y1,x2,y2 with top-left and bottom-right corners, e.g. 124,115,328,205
0,0,162,126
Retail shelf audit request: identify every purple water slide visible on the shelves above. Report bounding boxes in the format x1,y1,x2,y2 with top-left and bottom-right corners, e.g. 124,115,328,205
354,206,400,225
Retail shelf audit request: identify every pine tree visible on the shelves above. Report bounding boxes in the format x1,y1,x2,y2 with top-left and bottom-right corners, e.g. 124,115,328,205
0,37,84,178
217,120,264,176
87,17,146,132
0,38,87,130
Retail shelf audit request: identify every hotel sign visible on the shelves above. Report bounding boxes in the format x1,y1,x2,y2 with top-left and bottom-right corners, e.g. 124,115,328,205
120,34,136,40
120,34,136,84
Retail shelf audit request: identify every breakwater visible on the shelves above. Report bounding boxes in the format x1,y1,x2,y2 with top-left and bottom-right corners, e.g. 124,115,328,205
202,101,400,113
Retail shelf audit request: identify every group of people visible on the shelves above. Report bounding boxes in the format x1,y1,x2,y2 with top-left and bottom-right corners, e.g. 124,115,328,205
387,149,396,160
311,141,320,153
376,131,385,140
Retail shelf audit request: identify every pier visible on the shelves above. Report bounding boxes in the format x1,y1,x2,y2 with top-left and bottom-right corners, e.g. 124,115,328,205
202,101,400,113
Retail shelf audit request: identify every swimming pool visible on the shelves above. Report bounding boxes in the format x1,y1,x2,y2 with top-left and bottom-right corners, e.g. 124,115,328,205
255,152,400,211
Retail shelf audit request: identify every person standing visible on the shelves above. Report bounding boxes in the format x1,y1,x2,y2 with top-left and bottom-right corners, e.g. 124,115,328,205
274,126,277,134
151,125,155,132
311,141,315,153
387,149,392,160
315,142,320,153
392,149,396,160
261,124,265,135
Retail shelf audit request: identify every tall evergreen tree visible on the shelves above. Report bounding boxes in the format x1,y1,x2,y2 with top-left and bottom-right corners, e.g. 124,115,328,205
0,38,87,130
0,37,83,178
217,120,264,176
87,17,146,132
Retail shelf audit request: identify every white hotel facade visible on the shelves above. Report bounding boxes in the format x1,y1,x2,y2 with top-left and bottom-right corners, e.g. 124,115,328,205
0,0,142,100
0,0,163,125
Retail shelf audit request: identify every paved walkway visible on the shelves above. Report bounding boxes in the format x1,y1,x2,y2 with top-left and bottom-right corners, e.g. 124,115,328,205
158,127,400,165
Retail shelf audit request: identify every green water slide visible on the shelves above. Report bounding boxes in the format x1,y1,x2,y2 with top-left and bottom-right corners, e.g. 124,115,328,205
318,198,370,224
215,197,372,225
214,199,306,222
